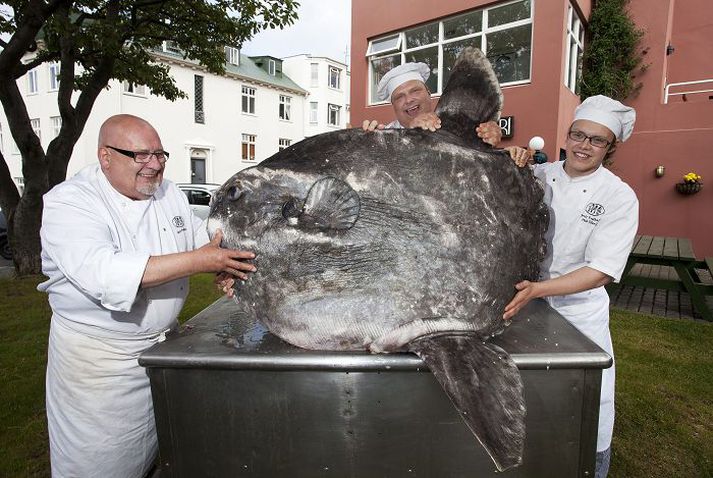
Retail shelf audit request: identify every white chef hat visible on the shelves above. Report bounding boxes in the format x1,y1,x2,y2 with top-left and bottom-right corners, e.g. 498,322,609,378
574,95,636,142
376,62,430,102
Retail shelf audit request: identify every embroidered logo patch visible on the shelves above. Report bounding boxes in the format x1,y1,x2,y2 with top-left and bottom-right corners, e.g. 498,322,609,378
172,216,185,228
585,203,605,216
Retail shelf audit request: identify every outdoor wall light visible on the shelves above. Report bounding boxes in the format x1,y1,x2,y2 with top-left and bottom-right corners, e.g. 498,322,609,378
655,165,665,178
666,44,675,55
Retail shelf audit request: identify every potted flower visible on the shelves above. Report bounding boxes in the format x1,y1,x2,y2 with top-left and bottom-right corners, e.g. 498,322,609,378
675,172,703,195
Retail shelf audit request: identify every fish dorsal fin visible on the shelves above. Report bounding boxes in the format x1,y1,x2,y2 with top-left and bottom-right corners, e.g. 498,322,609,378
434,47,503,145
299,176,361,230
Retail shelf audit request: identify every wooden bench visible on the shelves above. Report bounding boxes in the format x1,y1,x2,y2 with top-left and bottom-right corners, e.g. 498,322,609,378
612,235,713,321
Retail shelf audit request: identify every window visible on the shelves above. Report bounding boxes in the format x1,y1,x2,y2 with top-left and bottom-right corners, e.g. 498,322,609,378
310,63,319,87
51,116,61,139
28,69,38,94
279,95,291,121
123,81,146,96
194,75,204,124
162,41,182,55
241,134,256,161
328,104,341,126
329,66,341,89
30,118,41,142
225,46,240,66
0,123,3,153
564,4,585,93
268,59,276,76
279,138,291,151
241,86,256,114
366,0,533,103
309,102,318,124
48,62,60,91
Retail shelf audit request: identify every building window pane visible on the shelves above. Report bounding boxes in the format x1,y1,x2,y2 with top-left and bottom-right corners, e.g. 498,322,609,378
404,22,438,49
368,34,401,55
328,104,341,126
242,86,256,114
310,63,319,87
279,138,291,151
268,59,276,76
564,5,585,94
486,24,532,84
309,102,318,123
488,0,531,28
405,46,438,93
30,118,41,142
370,54,402,103
123,81,146,96
225,47,239,65
48,62,60,91
279,95,291,120
28,70,38,94
443,10,483,39
194,75,204,124
329,66,341,89
443,37,482,87
241,134,256,161
51,116,61,138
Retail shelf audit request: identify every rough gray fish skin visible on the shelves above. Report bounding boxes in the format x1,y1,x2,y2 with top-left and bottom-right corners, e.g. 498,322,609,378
208,47,548,472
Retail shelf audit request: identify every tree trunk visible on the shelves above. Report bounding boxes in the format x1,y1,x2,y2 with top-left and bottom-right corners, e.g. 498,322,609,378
10,188,44,276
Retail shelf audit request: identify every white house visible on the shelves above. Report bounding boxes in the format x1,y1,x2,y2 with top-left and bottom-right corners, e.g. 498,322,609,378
0,44,310,188
282,54,350,136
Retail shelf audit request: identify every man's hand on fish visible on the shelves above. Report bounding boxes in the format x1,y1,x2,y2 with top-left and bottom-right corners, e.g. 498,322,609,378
503,280,541,320
361,119,386,131
197,229,256,280
215,272,236,298
410,112,442,131
476,121,502,146
504,146,533,167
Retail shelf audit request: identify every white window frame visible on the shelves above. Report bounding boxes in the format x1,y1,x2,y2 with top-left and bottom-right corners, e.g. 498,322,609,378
279,95,292,121
48,62,60,91
225,46,240,66
162,40,182,55
241,85,256,114
0,122,3,154
51,116,62,139
366,0,534,105
30,118,41,143
241,134,256,162
310,63,319,87
329,66,341,89
328,103,341,127
268,59,276,76
123,81,147,97
309,102,318,124
278,138,291,151
564,4,585,93
28,69,39,94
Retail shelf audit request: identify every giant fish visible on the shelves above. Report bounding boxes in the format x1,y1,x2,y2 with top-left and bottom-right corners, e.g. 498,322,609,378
207,47,548,471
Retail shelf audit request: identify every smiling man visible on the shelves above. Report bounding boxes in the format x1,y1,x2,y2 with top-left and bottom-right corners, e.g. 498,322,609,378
504,95,639,478
38,114,256,478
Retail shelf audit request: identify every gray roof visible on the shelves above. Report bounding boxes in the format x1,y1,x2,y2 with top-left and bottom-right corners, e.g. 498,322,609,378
153,49,307,96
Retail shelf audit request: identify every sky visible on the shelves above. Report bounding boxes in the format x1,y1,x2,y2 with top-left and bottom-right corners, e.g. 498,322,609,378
240,0,352,66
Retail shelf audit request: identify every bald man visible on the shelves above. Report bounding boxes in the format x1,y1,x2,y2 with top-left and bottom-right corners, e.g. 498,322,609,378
38,115,255,478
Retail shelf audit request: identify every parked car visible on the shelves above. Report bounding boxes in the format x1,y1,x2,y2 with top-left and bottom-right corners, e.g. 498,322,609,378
176,183,220,220
0,208,11,260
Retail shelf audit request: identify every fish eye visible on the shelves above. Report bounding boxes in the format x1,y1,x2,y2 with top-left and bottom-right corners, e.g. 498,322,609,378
282,198,302,219
227,185,242,202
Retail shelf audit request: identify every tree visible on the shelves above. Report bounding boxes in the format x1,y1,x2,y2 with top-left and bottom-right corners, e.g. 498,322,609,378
580,0,647,100
0,0,298,275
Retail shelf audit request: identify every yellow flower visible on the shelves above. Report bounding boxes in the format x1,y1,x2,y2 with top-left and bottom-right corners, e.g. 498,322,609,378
683,172,701,183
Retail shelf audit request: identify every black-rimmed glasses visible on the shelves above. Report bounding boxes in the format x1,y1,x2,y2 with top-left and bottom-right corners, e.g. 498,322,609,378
567,130,613,149
105,145,170,163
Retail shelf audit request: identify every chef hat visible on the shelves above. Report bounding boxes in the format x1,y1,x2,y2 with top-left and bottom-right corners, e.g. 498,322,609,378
376,62,430,102
574,95,636,142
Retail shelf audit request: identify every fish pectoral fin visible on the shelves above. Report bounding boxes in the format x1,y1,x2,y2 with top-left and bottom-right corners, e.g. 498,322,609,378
409,333,525,472
299,176,361,230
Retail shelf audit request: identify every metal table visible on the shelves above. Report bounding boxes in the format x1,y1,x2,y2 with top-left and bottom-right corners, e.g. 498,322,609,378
140,298,611,478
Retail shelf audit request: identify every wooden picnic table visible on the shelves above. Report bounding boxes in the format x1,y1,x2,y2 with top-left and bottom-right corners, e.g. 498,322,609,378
614,235,713,321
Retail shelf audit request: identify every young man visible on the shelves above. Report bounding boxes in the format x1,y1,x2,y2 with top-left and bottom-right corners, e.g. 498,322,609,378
39,114,256,478
504,95,639,478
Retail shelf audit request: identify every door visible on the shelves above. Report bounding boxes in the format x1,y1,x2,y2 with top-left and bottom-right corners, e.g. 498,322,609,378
191,158,206,184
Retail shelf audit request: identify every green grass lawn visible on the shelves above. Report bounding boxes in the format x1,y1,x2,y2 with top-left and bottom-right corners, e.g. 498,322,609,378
1,275,711,477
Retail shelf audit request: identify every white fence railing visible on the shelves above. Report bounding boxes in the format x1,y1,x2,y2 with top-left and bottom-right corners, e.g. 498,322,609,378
664,79,713,104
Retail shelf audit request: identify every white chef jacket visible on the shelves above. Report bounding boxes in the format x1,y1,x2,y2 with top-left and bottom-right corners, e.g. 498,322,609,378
39,163,208,478
533,161,638,452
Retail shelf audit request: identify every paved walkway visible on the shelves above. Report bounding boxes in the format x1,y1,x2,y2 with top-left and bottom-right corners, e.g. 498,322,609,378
609,264,713,322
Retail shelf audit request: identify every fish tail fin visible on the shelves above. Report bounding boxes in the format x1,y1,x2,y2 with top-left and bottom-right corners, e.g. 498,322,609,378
434,47,503,145
409,333,525,471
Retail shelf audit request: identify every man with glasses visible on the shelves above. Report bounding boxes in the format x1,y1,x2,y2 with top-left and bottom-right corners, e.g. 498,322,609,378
503,95,639,478
38,114,256,478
